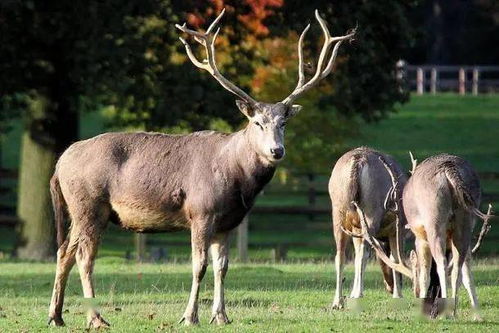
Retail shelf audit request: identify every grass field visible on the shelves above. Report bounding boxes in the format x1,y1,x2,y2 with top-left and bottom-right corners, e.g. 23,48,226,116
0,259,498,332
350,94,499,172
0,95,498,331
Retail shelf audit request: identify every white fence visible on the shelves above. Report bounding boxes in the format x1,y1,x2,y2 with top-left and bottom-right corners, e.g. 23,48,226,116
398,63,499,95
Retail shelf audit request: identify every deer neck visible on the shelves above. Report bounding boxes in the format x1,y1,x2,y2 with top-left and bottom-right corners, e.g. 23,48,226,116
224,128,276,190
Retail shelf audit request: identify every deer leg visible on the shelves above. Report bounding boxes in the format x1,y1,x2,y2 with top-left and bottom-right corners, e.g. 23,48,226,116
427,228,448,300
331,210,348,309
450,211,473,318
76,227,108,329
388,235,403,298
350,235,367,298
209,232,230,324
48,237,77,326
461,251,481,320
180,222,210,325
416,239,432,298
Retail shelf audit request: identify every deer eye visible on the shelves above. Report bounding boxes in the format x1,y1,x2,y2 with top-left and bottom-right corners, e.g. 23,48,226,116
254,121,263,130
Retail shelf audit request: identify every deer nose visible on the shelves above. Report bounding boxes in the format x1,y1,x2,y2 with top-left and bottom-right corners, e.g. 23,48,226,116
270,147,284,160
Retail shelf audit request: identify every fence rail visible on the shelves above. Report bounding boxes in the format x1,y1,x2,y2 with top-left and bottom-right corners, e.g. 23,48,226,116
398,62,499,95
1,167,498,261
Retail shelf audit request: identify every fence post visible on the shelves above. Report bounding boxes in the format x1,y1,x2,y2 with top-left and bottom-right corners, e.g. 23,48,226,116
237,215,248,262
472,68,479,96
459,68,466,95
416,67,424,95
135,233,147,262
430,68,437,94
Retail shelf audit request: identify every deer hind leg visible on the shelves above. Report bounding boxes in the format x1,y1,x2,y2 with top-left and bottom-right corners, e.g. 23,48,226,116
331,209,349,309
416,239,432,299
350,234,367,298
461,250,481,320
76,228,108,328
69,204,110,329
388,235,403,298
209,232,230,324
48,236,78,326
180,219,210,325
450,210,473,318
427,223,448,300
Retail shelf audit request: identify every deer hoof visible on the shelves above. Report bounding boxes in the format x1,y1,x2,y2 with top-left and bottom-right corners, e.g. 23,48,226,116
330,297,345,310
48,315,65,327
178,315,199,326
209,311,230,325
87,313,110,329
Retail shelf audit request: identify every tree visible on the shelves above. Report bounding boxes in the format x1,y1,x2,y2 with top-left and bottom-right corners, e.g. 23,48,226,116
0,1,181,259
0,0,283,259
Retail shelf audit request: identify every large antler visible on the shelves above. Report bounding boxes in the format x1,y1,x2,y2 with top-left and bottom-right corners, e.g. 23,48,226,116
472,204,493,254
176,9,258,108
352,201,413,279
281,10,356,106
378,156,405,265
379,156,399,212
351,156,413,279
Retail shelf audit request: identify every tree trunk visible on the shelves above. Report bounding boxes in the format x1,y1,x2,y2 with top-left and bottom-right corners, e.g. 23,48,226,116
16,131,56,260
16,92,78,260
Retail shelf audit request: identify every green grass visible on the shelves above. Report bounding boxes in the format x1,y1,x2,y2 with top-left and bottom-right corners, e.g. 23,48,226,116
0,259,498,332
350,94,499,172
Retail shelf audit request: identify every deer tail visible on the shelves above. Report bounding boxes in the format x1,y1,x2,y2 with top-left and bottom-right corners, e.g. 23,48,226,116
443,166,493,220
50,174,67,248
348,153,364,210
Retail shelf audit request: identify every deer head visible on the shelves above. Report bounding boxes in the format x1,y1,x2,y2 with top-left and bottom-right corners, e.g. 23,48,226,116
176,9,356,164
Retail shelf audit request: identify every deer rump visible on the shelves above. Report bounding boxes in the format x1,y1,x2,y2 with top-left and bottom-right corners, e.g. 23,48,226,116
331,147,407,294
421,157,483,317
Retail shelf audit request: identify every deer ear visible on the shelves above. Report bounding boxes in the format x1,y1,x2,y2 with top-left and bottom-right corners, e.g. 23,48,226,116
236,100,255,118
286,104,302,118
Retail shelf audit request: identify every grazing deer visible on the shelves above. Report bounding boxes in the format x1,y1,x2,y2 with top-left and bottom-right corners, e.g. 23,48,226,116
329,147,408,309
47,9,356,328
358,153,492,320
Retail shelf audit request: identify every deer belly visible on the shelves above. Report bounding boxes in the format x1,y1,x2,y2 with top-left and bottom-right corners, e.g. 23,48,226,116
110,200,187,232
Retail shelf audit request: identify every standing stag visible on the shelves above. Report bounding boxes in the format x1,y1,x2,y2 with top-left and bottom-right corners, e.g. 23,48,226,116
329,147,408,309
359,153,492,320
47,9,356,328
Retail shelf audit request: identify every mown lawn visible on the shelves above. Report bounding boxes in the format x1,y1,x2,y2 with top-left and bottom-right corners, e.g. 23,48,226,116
0,259,497,332
350,94,499,172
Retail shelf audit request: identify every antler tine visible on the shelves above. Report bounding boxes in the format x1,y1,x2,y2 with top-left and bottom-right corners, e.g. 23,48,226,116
472,204,493,254
282,10,356,106
176,9,258,107
353,201,413,279
206,8,226,33
379,156,399,212
409,151,418,175
295,24,311,89
314,10,334,77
